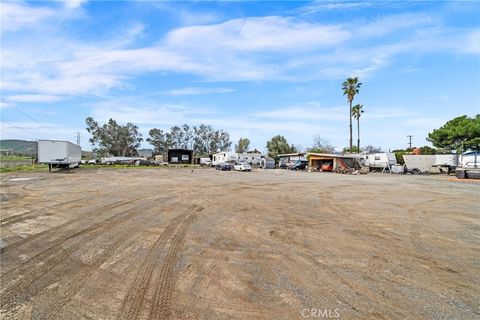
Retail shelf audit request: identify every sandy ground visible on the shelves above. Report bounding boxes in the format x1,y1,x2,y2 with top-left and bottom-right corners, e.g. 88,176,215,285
0,167,478,320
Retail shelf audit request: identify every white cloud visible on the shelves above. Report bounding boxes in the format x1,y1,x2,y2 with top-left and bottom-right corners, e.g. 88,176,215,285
297,1,374,15
164,16,350,52
1,3,478,99
5,94,64,103
164,87,234,96
0,2,55,31
63,0,87,9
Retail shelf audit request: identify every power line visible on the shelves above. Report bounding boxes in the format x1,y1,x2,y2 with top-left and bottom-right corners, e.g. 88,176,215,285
9,106,57,129
0,118,38,136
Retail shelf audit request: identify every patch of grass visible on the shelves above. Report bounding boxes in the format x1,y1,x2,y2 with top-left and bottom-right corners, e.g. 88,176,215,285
0,155,33,161
0,164,48,173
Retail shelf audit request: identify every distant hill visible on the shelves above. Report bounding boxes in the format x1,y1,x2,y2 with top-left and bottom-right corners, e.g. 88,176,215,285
138,148,153,157
0,140,38,156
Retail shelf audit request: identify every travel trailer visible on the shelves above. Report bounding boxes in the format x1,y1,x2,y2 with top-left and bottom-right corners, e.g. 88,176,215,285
212,152,238,165
362,153,396,170
238,152,265,166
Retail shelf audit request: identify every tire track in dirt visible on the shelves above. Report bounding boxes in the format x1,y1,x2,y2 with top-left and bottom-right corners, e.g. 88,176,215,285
0,192,156,256
0,198,159,313
0,196,97,227
30,211,159,320
117,206,201,320
148,213,198,320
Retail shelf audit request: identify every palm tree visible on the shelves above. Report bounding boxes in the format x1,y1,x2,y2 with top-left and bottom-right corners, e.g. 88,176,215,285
342,77,362,152
352,104,364,153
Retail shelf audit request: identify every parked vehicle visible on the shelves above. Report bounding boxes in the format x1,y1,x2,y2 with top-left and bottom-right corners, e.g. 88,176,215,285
200,159,213,166
456,151,480,179
432,154,458,174
363,153,396,170
88,159,97,165
320,163,333,172
101,156,145,165
290,160,308,170
279,161,293,169
38,140,81,172
234,163,252,172
135,160,157,166
215,163,232,171
212,152,238,165
238,153,265,166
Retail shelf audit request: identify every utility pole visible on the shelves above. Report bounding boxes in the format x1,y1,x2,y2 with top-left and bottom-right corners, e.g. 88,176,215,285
407,135,413,150
75,132,81,146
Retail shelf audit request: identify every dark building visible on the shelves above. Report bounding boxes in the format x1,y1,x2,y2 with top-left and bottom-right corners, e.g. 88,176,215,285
167,149,193,164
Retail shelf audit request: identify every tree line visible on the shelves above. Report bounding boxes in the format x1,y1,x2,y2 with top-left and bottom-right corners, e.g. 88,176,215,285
86,118,232,157
85,112,479,158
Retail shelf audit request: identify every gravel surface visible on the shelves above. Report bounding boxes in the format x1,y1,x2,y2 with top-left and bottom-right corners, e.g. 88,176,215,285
0,168,478,319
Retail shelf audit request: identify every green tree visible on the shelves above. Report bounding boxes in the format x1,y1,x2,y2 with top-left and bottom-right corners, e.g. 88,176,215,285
266,135,297,159
342,77,362,152
85,117,143,156
235,137,250,153
146,128,172,156
352,104,364,153
419,146,436,155
342,146,360,153
193,124,232,155
427,115,480,152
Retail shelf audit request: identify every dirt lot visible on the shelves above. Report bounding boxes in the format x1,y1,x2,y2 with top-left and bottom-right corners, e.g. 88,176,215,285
0,168,478,319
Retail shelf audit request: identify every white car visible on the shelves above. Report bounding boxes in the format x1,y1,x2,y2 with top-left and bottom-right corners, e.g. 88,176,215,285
234,163,252,172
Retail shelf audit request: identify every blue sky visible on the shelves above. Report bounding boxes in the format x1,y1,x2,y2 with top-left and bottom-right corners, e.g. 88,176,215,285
1,0,479,152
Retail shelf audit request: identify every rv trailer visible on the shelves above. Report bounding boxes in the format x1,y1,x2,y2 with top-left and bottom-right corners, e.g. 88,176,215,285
212,152,238,165
363,153,397,170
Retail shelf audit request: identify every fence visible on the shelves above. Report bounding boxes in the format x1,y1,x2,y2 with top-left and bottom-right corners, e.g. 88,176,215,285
0,159,35,168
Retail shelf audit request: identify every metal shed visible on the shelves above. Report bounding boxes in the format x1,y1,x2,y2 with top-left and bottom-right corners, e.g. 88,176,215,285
307,153,362,171
167,149,193,164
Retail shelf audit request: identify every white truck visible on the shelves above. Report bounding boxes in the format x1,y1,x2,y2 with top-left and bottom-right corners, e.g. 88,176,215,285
456,151,480,179
38,140,81,172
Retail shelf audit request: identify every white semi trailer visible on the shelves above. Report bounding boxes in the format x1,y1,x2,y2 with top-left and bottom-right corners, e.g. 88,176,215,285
38,140,81,171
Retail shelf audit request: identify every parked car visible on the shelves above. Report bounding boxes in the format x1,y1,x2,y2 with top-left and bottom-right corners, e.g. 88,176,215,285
88,159,97,165
320,163,333,172
201,159,213,167
215,163,232,171
135,160,157,166
234,163,252,172
279,161,293,169
290,160,308,170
